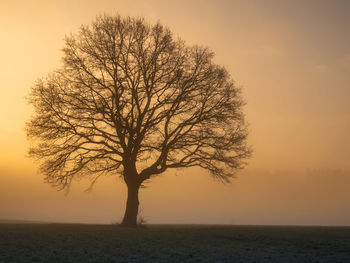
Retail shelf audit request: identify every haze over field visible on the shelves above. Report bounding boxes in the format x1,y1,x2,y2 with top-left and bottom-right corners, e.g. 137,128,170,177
1,0,350,225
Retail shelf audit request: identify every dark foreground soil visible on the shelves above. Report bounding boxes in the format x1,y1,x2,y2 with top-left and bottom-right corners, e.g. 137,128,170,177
0,224,349,262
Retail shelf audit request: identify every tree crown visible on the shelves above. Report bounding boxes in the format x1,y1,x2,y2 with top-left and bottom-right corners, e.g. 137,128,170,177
27,14,251,189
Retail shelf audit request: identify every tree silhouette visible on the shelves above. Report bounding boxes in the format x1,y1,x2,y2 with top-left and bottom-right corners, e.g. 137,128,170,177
26,15,251,227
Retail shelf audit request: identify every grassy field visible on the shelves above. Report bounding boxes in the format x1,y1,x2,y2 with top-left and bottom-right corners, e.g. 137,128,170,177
0,224,349,262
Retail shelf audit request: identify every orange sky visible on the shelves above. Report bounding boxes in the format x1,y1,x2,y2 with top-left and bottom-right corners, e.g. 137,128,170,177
1,0,350,225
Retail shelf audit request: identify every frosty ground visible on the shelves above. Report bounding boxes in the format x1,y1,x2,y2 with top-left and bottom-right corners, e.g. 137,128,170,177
0,224,349,262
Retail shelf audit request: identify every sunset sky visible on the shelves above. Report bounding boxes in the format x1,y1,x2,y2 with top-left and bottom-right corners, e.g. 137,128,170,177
1,0,349,225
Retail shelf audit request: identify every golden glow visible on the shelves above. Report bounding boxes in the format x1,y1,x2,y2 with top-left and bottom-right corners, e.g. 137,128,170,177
1,0,350,225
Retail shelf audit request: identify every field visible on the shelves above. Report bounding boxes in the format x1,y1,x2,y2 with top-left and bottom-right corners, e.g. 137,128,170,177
0,224,349,262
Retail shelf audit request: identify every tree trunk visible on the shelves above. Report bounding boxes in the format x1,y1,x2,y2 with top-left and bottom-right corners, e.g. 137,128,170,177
121,182,140,227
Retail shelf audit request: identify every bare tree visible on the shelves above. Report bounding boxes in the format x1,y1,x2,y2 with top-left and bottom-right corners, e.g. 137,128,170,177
26,15,251,227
